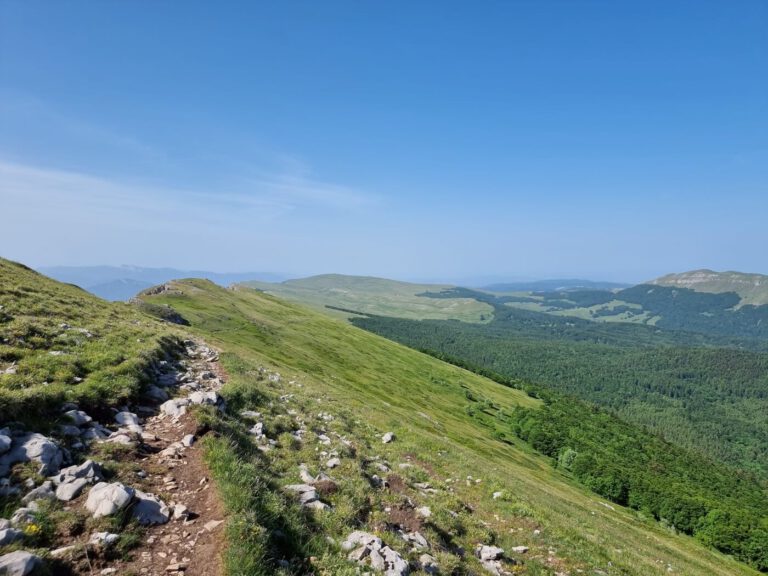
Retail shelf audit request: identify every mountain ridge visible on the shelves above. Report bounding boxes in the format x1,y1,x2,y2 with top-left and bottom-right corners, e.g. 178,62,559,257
649,269,768,306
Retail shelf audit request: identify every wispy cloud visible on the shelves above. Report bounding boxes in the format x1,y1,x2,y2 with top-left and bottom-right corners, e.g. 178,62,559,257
0,160,379,226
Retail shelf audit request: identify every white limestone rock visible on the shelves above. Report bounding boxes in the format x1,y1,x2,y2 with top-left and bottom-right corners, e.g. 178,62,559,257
85,482,134,518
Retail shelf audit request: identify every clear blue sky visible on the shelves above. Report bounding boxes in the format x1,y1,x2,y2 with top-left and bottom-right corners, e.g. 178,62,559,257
1,0,766,282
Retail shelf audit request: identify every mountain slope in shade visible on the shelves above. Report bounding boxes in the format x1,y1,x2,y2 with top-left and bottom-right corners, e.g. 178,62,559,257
649,269,768,306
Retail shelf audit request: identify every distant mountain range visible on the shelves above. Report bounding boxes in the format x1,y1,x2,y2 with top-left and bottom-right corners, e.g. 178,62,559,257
38,265,286,301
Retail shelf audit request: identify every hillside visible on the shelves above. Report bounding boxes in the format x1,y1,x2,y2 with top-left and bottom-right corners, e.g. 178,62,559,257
650,269,768,306
242,274,494,322
141,279,764,575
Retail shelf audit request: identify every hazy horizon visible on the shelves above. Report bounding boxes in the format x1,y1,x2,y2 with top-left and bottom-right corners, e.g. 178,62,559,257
2,1,766,282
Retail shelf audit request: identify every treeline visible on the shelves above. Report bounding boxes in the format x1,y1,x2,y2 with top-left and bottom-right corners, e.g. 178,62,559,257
512,398,768,571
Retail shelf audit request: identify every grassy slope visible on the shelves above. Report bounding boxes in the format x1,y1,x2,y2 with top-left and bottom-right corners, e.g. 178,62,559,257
650,270,768,306
0,257,177,426
242,274,493,323
144,280,756,576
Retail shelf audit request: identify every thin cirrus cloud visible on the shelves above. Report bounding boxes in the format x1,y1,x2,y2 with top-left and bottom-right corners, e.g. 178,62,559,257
0,160,380,231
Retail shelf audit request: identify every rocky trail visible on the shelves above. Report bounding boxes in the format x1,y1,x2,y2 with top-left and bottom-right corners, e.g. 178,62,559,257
0,339,227,576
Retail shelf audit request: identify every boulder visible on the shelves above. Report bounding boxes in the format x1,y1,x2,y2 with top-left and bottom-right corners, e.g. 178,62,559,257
181,434,195,447
131,490,170,525
382,432,395,444
0,433,64,477
85,482,134,518
0,551,42,576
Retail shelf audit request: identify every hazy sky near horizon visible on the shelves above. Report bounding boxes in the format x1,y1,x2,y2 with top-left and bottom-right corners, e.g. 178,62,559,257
1,1,766,283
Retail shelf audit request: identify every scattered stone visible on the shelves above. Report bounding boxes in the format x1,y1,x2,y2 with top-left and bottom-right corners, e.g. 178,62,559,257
326,457,341,469
104,433,133,446
476,545,505,561
50,459,102,485
131,490,171,525
240,410,261,419
63,410,92,426
493,491,504,500
188,391,219,405
85,482,134,518
382,432,395,444
342,531,383,552
145,385,169,402
89,532,120,547
171,503,190,520
181,434,195,447
204,519,223,531
0,479,20,498
416,506,431,518
511,546,529,554
10,508,35,527
0,527,23,546
419,554,439,574
114,412,139,426
0,433,10,455
55,477,89,501
21,481,54,504
160,398,190,417
58,425,82,437
50,545,77,558
0,551,42,576
81,424,111,441
401,530,429,550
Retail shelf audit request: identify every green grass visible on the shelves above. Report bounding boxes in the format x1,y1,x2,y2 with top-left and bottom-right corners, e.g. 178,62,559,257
241,274,493,323
0,257,179,427
144,279,759,576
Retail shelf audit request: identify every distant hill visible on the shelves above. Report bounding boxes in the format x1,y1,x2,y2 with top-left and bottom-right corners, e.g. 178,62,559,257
483,279,630,292
38,265,286,301
241,274,493,322
649,269,768,306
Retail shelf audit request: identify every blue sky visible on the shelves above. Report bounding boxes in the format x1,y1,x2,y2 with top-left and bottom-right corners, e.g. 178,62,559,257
1,0,766,282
